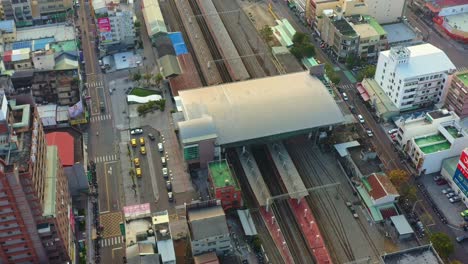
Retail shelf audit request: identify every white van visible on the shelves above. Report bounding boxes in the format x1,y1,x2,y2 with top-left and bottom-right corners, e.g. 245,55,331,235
158,143,164,152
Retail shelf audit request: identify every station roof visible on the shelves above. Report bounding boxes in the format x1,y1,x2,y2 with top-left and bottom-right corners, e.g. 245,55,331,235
178,72,345,146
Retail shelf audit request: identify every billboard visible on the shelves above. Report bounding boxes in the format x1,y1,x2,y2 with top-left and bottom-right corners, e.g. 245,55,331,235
453,168,468,197
97,17,111,32
100,31,113,43
457,149,468,178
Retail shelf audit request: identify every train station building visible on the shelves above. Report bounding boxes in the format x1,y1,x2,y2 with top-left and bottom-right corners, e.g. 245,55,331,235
174,71,346,170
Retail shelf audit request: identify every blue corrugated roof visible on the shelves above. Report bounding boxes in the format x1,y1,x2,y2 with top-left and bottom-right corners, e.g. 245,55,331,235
168,32,188,56
0,20,15,33
12,41,32,50
33,38,55,51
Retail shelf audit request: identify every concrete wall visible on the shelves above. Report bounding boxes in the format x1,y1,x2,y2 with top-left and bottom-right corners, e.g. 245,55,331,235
364,0,405,24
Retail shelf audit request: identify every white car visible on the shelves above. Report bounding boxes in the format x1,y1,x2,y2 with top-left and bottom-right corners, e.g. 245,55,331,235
441,188,453,194
130,128,143,135
357,115,365,123
158,143,164,152
162,167,168,178
366,129,373,137
388,128,398,135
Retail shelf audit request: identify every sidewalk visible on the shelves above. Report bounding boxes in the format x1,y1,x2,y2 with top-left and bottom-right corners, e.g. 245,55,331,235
119,141,140,206
259,207,294,264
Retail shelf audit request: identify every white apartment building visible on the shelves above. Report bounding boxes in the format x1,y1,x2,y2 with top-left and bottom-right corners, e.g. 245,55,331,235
394,109,468,174
364,0,406,24
374,44,456,110
107,9,135,45
187,203,231,256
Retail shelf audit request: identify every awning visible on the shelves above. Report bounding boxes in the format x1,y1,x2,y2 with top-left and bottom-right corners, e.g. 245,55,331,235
356,82,370,102
361,92,370,102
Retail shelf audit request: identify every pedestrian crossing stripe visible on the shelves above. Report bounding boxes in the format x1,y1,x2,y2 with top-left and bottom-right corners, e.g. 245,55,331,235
340,83,355,90
99,236,124,247
457,67,467,72
90,114,111,122
88,81,103,88
94,154,118,163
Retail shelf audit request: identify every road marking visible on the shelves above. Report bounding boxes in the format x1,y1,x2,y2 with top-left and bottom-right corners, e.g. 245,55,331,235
104,162,111,212
100,236,124,248
112,247,122,259
90,114,112,123
94,154,118,163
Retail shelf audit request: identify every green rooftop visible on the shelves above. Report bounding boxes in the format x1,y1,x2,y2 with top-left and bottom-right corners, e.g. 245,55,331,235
208,160,239,189
51,40,78,53
364,15,386,36
415,133,452,154
457,72,468,87
445,126,463,138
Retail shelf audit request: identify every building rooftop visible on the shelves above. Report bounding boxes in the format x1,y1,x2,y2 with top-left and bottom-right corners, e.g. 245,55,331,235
16,24,75,42
178,72,345,146
415,133,451,154
43,146,58,217
381,244,443,264
383,23,418,44
348,146,383,176
367,173,399,200
457,72,468,87
157,240,176,263
208,160,238,189
364,15,386,36
381,43,456,78
188,204,229,240
46,132,74,166
444,12,468,33
352,23,378,38
141,0,167,37
390,215,414,235
194,252,219,264
0,20,15,33
333,18,357,36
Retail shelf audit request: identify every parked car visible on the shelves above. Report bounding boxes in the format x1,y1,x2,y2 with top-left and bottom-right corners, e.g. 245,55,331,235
134,158,140,167
388,128,398,134
460,210,468,217
357,115,365,123
166,181,172,192
130,128,143,135
158,143,164,152
139,137,145,146
162,167,168,179
449,196,461,203
441,188,453,194
148,133,155,140
436,179,448,185
136,168,142,178
366,129,374,137
140,146,146,155
161,157,166,165
168,192,174,202
342,92,348,101
130,138,137,147
446,192,457,198
456,235,467,243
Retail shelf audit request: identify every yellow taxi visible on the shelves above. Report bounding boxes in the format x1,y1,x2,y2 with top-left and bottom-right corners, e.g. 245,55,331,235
136,168,142,178
134,158,140,167
130,138,137,147
140,146,146,155
139,137,145,146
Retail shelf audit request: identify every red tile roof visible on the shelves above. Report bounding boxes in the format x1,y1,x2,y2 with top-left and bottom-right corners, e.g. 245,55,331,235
368,173,399,200
46,132,74,166
169,53,203,96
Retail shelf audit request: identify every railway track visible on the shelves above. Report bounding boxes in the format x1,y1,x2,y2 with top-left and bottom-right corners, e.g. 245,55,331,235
165,0,207,86
226,149,285,264
252,146,315,264
189,0,232,83
285,138,381,261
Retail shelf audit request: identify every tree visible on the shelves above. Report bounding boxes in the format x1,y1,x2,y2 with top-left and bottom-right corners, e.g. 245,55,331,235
388,169,409,188
399,183,417,203
290,46,303,59
260,25,273,43
132,73,141,83
143,73,152,86
430,232,454,259
292,32,307,45
329,74,341,84
346,54,357,68
152,73,164,87
252,235,262,252
301,43,315,58
134,21,141,28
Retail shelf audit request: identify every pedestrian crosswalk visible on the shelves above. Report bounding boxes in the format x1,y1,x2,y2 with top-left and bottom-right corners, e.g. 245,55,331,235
340,83,355,90
99,236,124,248
94,154,118,163
87,81,104,88
90,114,111,123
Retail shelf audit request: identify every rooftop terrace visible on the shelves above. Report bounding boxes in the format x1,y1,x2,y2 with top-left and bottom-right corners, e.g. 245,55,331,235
208,160,239,189
333,18,357,37
415,133,451,154
457,72,468,87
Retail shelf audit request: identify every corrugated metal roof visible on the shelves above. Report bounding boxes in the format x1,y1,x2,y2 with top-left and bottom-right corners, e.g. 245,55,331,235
158,55,181,78
43,146,58,217
5,48,31,62
0,20,15,33
390,215,414,235
179,72,345,146
141,0,167,37
46,132,75,167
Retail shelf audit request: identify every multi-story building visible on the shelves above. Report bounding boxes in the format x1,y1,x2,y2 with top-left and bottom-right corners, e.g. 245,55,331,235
0,91,72,263
374,44,456,110
0,0,71,23
394,109,468,174
30,70,80,106
364,0,406,24
445,70,468,119
31,0,73,20
307,0,341,30
0,20,16,43
348,15,387,60
441,149,468,207
153,210,176,264
208,160,242,211
93,1,135,47
187,201,231,257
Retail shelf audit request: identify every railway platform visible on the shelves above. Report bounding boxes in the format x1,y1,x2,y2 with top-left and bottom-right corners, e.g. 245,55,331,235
289,198,332,264
259,207,294,264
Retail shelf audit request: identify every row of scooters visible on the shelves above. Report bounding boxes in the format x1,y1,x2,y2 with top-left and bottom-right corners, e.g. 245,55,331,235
88,160,102,264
